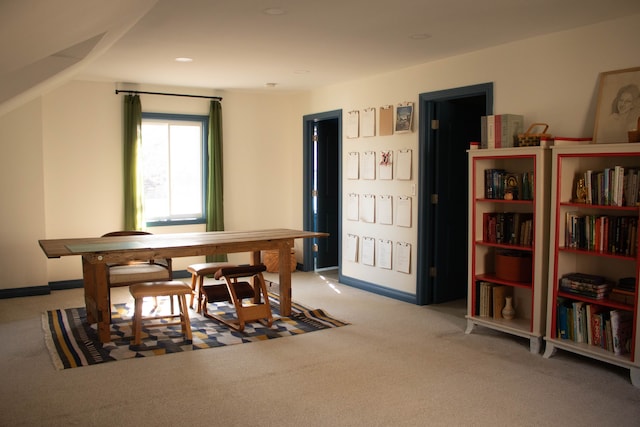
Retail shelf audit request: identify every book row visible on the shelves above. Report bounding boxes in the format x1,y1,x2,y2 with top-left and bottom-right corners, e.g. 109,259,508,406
480,114,524,149
579,166,640,207
556,298,633,356
476,281,514,319
484,169,534,200
483,212,534,247
564,213,638,256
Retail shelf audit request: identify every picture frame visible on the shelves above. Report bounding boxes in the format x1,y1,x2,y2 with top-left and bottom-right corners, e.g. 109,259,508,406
593,67,640,144
395,103,413,133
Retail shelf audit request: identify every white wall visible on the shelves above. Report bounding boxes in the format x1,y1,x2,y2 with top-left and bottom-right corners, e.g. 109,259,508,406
1,14,639,294
307,14,640,295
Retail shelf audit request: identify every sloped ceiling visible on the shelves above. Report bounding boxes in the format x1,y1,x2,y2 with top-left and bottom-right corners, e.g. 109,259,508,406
2,0,640,114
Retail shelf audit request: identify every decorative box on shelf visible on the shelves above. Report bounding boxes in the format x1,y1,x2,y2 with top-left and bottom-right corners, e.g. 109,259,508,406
495,250,532,283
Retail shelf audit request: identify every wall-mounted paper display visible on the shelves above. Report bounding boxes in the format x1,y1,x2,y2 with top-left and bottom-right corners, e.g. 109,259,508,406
345,234,359,262
380,105,393,136
396,196,412,227
347,110,359,139
396,149,412,180
347,152,359,179
377,239,392,269
395,242,411,273
361,151,376,180
360,194,375,223
360,108,375,137
347,193,359,221
361,236,375,266
379,150,392,180
395,102,413,133
376,195,393,225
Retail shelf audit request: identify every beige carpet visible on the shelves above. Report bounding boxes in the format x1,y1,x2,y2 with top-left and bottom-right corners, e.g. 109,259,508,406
1,270,640,426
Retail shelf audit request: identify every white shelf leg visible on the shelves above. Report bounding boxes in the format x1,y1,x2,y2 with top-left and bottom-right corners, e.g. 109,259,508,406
630,367,640,388
529,337,541,354
542,342,556,359
465,319,476,334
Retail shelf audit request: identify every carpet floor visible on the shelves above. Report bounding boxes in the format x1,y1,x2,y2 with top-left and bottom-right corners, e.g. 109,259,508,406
42,292,348,369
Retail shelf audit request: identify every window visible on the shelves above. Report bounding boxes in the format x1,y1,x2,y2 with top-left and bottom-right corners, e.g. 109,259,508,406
141,113,208,226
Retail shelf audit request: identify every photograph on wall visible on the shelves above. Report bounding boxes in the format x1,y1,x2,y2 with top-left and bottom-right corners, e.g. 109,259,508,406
593,67,640,144
395,102,413,133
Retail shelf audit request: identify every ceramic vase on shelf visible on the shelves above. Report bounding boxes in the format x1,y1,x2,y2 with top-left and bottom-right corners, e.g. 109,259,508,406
502,296,515,320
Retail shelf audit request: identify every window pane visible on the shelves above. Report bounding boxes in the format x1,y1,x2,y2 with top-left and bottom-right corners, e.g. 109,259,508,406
141,123,170,219
169,124,202,217
141,115,206,224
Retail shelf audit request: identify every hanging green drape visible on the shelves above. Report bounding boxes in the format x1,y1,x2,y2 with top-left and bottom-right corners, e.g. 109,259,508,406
206,100,227,262
123,95,143,231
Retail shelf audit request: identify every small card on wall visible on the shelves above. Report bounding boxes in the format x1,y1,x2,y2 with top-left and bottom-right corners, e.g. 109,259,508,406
396,149,412,180
377,239,392,269
360,108,376,137
345,234,359,262
379,150,392,180
379,105,393,136
396,196,412,227
395,242,411,274
347,152,359,179
347,110,359,139
361,236,375,266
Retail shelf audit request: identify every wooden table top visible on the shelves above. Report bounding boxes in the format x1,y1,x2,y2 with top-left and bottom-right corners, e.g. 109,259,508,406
39,228,328,259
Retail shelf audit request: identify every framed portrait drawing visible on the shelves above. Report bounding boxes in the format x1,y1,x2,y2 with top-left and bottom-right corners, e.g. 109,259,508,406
395,103,414,133
593,67,640,144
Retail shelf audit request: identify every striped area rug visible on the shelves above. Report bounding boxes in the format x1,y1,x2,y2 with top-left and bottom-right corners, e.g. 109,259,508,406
42,292,348,369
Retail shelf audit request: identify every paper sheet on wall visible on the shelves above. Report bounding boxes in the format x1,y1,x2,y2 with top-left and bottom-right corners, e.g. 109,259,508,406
345,234,359,262
376,195,393,225
360,194,375,223
395,242,411,273
347,110,359,139
379,150,392,180
377,239,392,269
396,149,412,180
360,108,375,137
347,152,359,179
361,236,375,266
396,196,412,227
361,151,376,180
379,105,393,136
347,193,359,221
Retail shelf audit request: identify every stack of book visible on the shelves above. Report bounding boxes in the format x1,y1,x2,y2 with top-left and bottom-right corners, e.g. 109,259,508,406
559,272,612,300
480,114,524,148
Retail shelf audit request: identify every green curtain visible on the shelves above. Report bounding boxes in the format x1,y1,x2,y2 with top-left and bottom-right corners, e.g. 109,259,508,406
206,100,227,262
123,95,143,231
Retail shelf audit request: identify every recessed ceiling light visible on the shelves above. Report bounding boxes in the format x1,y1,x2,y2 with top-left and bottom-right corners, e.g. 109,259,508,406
294,69,310,74
263,8,286,15
409,33,431,40
264,82,278,87
175,57,193,62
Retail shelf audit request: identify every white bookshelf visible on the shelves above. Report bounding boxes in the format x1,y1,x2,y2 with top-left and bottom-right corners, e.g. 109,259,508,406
543,143,640,387
466,147,550,353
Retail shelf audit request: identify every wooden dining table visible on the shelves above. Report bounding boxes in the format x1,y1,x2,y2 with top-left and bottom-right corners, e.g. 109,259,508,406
39,228,328,343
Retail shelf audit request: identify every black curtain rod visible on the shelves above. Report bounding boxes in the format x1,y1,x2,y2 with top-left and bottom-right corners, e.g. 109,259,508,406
114,89,222,101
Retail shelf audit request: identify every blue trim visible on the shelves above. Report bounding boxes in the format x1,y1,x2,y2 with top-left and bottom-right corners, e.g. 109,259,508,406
302,109,343,273
338,274,417,304
417,82,493,305
0,286,50,299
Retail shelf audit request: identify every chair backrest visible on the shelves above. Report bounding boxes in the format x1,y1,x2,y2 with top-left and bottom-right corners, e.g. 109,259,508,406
101,231,171,271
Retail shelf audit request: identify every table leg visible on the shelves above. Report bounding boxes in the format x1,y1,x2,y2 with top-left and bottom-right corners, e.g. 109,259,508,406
81,257,111,343
278,241,293,317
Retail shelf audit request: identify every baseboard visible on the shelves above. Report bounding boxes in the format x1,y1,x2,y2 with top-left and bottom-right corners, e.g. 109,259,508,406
0,286,51,299
339,274,417,304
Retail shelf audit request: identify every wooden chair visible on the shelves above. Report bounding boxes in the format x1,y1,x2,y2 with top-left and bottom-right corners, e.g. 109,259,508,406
202,264,273,332
101,231,172,314
129,280,193,348
186,262,236,313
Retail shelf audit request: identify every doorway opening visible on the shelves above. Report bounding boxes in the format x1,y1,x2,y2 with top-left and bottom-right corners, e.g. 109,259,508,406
303,110,341,273
417,83,493,304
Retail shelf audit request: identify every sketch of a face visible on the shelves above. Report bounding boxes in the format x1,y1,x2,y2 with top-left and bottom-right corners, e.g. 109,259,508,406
617,91,634,114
